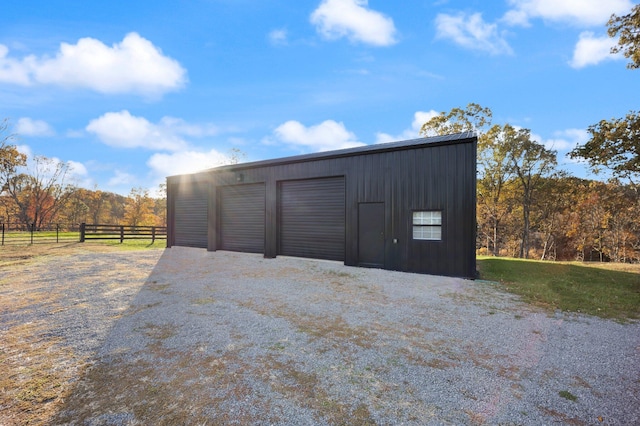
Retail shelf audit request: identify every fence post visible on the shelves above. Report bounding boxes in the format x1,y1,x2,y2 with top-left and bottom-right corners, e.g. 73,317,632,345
56,224,59,243
30,223,35,244
152,226,156,244
80,223,86,242
120,225,124,244
1,223,4,246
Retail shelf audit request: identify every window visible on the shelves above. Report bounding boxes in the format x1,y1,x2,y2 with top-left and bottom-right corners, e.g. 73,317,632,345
412,211,442,240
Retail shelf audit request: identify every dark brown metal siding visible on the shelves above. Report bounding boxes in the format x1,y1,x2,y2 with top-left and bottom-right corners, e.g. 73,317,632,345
219,183,265,253
279,177,345,261
167,135,477,278
174,183,208,248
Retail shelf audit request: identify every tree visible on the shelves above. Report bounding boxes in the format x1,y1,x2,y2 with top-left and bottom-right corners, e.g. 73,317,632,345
505,128,557,259
420,104,519,257
419,103,492,137
0,119,27,189
572,5,640,190
227,147,247,165
477,124,517,256
84,188,110,224
5,155,76,228
608,4,640,69
124,187,156,227
533,174,576,261
154,183,167,226
569,112,640,191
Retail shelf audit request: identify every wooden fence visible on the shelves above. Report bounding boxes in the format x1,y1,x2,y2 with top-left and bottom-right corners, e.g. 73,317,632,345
79,223,167,244
1,223,80,245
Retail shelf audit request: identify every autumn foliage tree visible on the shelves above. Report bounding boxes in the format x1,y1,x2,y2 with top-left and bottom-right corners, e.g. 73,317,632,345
0,119,27,191
4,156,77,228
608,3,640,69
123,187,157,227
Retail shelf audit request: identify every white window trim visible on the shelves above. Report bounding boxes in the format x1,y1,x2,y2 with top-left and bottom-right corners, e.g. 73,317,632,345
412,210,442,241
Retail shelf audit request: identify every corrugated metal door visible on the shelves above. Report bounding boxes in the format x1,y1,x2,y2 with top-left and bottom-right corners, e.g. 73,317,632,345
219,183,265,253
174,183,208,248
279,177,345,261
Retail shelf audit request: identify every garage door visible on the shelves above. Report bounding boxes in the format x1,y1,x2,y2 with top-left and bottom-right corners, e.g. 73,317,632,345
279,177,345,261
174,183,208,248
219,183,265,253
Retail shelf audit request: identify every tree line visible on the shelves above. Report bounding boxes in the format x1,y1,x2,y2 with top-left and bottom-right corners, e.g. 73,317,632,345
418,103,639,263
427,7,640,262
0,120,166,229
1,110,638,261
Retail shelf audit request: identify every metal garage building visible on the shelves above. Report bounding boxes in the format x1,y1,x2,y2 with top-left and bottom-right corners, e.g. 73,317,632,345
166,132,477,278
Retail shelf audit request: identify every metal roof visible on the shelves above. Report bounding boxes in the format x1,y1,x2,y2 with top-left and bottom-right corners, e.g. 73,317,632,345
168,131,476,178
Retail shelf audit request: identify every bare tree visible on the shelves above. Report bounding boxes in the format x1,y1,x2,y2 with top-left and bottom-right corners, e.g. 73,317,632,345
5,155,76,228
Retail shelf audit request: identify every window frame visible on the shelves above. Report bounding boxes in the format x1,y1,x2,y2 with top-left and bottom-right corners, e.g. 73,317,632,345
412,210,443,241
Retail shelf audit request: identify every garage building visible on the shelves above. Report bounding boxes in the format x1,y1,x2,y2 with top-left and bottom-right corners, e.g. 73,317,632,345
166,132,477,278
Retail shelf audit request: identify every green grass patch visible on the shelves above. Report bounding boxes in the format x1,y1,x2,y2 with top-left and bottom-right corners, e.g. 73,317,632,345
477,257,640,322
558,390,578,402
90,239,166,250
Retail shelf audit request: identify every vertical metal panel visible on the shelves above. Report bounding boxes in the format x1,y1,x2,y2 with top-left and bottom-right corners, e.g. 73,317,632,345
358,202,385,267
174,182,208,248
219,183,265,253
264,179,278,258
279,177,345,261
169,136,477,278
207,182,217,251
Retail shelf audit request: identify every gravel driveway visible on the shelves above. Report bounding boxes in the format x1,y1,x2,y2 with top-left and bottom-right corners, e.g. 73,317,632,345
3,247,639,425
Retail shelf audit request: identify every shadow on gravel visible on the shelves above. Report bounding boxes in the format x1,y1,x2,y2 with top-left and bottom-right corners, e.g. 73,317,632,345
0,247,164,426
51,248,640,425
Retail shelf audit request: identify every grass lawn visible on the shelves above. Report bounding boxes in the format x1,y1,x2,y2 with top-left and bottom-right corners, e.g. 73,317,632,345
477,256,640,322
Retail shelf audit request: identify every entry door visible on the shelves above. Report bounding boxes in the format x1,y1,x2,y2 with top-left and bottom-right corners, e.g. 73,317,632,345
358,203,385,267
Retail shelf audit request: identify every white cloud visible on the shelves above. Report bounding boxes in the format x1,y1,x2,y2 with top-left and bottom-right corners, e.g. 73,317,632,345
570,31,621,68
15,117,55,137
0,33,186,97
269,29,289,46
376,110,439,144
67,160,88,176
147,149,229,177
310,0,397,46
86,110,219,151
504,0,634,27
0,45,32,85
66,129,85,138
531,128,589,151
16,144,32,158
435,12,513,55
108,170,137,187
19,155,80,184
270,119,365,152
67,160,94,188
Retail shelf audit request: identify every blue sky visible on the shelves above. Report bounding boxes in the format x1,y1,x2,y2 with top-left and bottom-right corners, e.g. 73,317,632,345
1,0,638,195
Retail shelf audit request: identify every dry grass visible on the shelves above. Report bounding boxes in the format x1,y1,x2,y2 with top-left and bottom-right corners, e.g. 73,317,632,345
0,241,162,267
0,243,161,425
0,321,86,425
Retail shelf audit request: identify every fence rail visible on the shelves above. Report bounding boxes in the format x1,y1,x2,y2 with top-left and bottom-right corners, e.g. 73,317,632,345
80,223,167,244
0,223,166,245
1,223,80,245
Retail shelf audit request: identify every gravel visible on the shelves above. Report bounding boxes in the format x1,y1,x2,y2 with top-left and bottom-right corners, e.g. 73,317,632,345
7,247,639,425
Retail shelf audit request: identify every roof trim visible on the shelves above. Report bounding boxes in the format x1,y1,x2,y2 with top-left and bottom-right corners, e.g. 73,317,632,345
168,131,476,178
